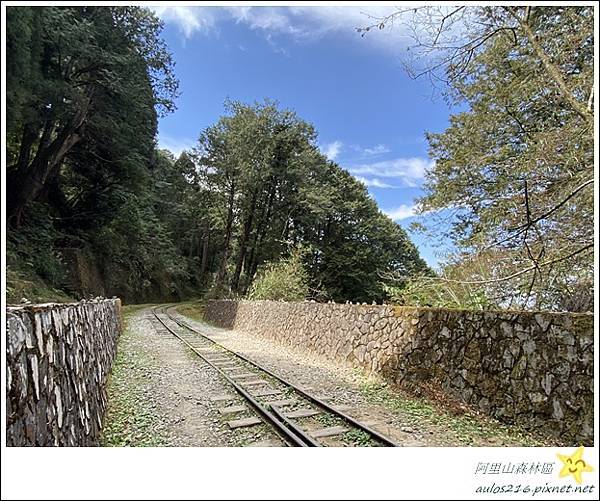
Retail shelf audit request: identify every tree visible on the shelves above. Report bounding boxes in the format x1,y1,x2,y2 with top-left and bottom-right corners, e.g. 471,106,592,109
361,6,594,311
6,6,430,305
191,99,429,302
6,6,178,227
6,6,184,303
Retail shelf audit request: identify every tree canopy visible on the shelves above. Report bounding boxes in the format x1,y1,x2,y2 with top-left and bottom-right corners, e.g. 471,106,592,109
362,6,594,311
5,6,428,304
188,99,429,302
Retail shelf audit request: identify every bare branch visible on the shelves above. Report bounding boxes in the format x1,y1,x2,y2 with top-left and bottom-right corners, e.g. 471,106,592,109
433,6,465,46
437,243,593,285
484,177,594,250
508,178,594,231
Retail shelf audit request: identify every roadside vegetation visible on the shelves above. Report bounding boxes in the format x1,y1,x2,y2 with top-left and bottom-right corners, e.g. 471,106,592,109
359,379,551,446
101,306,169,447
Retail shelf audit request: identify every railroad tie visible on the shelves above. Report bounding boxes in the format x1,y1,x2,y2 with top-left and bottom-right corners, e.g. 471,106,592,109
210,394,235,402
285,408,321,419
227,417,262,429
241,379,269,386
218,405,247,415
230,373,258,379
265,399,296,407
252,388,283,397
309,426,349,439
214,364,239,370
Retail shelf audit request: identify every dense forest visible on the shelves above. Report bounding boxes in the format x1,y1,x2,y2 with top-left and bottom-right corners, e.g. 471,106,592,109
5,6,594,312
5,6,428,304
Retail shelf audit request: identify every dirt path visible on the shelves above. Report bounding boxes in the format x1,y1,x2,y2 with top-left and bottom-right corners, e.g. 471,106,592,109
101,304,551,447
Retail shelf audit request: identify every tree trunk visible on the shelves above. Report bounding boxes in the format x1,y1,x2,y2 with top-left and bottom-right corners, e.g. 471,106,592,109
7,99,90,228
231,190,257,291
215,178,236,289
199,225,210,284
244,182,276,288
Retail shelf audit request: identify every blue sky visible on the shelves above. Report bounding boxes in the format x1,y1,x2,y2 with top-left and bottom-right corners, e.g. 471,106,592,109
152,6,457,268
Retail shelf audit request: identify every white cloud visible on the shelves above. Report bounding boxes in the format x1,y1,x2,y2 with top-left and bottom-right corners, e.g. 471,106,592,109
363,144,391,156
157,134,196,157
265,33,291,57
153,6,415,50
384,203,420,221
349,157,433,187
321,140,343,161
355,176,396,189
228,6,303,35
151,6,216,39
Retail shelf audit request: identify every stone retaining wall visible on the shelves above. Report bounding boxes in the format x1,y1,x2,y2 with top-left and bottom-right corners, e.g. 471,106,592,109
6,298,122,446
204,300,594,445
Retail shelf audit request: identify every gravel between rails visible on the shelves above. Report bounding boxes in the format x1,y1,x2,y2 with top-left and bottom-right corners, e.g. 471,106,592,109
102,307,282,447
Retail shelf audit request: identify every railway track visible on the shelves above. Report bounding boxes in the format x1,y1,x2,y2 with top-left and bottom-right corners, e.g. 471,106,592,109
151,305,399,447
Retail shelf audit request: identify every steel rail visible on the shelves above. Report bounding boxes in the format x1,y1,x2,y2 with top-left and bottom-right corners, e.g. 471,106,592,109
269,405,321,447
151,306,310,447
164,305,400,447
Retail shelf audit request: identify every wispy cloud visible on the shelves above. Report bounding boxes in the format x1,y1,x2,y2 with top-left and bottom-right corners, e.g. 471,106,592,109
349,157,433,187
265,33,291,57
152,6,414,50
355,176,396,189
384,203,420,221
350,143,391,158
152,6,216,40
321,140,343,161
363,144,391,156
158,134,196,157
227,6,303,35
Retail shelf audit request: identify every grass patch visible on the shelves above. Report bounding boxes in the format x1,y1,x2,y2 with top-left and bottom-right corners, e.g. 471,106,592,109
175,301,205,322
343,428,375,447
315,412,344,428
359,379,549,446
100,308,168,447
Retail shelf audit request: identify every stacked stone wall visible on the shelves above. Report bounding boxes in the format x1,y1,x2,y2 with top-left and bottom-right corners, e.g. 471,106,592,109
6,299,122,446
204,300,593,444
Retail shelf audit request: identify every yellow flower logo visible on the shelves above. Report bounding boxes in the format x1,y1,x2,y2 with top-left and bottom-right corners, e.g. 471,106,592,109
557,446,593,484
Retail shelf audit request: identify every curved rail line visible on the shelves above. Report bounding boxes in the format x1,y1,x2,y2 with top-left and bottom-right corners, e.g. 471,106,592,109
152,306,308,446
151,305,399,447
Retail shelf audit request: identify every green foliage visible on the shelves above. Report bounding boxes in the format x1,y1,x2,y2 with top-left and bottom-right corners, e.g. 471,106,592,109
342,429,374,447
6,9,428,304
5,6,187,303
6,202,70,302
194,99,429,302
385,275,493,310
247,248,310,301
414,6,594,311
